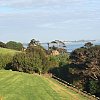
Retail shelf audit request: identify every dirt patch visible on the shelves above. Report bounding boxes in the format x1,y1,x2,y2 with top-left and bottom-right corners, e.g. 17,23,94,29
0,96,3,100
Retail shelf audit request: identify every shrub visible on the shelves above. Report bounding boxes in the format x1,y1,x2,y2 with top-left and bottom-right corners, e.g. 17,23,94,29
0,54,13,69
6,41,23,51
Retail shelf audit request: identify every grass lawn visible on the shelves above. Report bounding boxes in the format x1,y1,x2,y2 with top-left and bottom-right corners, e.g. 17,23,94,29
0,48,20,55
0,70,90,100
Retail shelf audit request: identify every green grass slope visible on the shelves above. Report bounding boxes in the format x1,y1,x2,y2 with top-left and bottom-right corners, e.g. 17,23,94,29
0,70,89,100
0,48,20,55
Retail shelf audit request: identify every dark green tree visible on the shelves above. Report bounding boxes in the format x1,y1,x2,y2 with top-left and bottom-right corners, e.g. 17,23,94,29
6,41,23,51
12,39,50,74
0,41,6,48
0,54,13,69
69,45,100,97
84,42,93,48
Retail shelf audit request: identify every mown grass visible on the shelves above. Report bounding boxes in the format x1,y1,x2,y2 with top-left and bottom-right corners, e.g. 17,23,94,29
0,48,20,56
46,78,90,100
0,70,90,100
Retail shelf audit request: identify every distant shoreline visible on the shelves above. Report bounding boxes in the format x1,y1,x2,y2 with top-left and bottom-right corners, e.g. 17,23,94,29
23,40,100,52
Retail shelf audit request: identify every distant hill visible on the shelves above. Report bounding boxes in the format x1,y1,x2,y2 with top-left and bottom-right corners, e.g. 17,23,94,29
0,70,90,100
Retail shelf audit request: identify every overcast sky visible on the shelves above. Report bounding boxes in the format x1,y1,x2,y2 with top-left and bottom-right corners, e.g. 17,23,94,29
0,0,100,43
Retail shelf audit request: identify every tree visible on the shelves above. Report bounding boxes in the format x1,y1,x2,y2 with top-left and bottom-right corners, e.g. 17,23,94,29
69,45,100,97
84,42,93,48
12,39,50,74
0,54,13,69
70,45,100,80
88,80,99,94
0,41,6,48
12,52,37,73
26,44,49,74
6,41,23,51
51,40,65,48
28,39,40,47
47,43,50,50
55,40,65,48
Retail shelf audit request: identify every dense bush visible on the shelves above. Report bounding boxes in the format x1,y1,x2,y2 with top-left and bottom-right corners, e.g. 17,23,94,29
12,45,50,74
48,53,69,67
70,45,100,80
50,44,100,97
0,54,13,69
12,52,35,73
11,39,69,74
6,41,23,51
0,41,6,48
48,53,71,82
69,45,100,97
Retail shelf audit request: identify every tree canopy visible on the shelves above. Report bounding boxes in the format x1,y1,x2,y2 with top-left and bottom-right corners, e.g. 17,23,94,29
6,41,23,51
0,41,6,48
69,45,100,96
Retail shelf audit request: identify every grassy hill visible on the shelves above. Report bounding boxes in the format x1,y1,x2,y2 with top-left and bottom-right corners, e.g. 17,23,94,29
0,48,21,70
0,48,20,55
0,70,90,100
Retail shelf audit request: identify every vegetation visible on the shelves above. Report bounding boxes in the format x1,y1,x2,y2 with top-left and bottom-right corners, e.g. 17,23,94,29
6,41,23,51
69,43,100,97
0,41,6,48
0,48,20,70
0,70,89,100
0,48,20,55
11,39,50,74
50,42,100,97
0,39,100,98
48,53,69,68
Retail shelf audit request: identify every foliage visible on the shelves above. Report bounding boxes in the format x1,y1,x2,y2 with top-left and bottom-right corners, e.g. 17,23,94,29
88,80,99,94
48,53,69,68
0,41,6,48
0,54,13,69
12,39,69,74
27,41,50,73
69,45,100,96
48,53,70,82
6,41,23,51
0,48,20,55
12,39,50,74
70,45,100,80
12,52,36,73
50,45,58,50
0,48,20,69
84,42,93,48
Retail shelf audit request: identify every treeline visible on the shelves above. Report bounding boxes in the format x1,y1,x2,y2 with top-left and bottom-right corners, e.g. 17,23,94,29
11,39,69,74
70,43,100,97
0,41,23,51
0,41,23,69
0,39,69,74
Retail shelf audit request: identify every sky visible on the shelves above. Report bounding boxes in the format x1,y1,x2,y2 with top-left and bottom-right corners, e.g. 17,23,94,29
0,0,100,43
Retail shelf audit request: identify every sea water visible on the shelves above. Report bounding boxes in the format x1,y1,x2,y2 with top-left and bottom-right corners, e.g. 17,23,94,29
23,41,100,53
